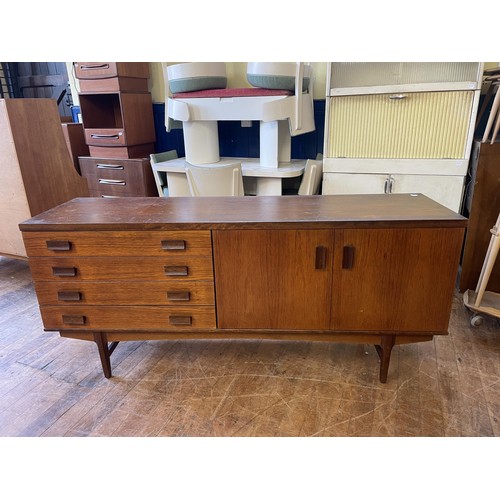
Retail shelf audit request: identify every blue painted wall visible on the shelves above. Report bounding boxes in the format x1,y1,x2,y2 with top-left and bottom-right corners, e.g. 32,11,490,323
153,100,325,160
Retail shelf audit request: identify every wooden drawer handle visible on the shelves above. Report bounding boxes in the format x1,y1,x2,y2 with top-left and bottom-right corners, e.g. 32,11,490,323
169,315,192,326
342,246,355,269
167,291,190,301
161,240,186,251
57,291,82,301
164,266,188,276
52,267,77,277
315,246,327,269
62,315,86,325
46,240,71,251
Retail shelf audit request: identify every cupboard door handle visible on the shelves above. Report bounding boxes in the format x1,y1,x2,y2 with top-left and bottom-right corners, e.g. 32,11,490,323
384,177,390,194
62,315,86,325
389,94,407,100
57,291,82,301
91,134,120,139
167,291,190,301
315,246,327,269
46,240,71,251
164,266,188,276
99,179,126,185
161,240,186,251
52,267,77,277
80,63,109,70
169,315,192,326
97,164,124,170
342,246,355,269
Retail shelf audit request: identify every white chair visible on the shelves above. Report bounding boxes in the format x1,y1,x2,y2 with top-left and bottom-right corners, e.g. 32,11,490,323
150,150,178,196
298,159,323,195
185,162,244,197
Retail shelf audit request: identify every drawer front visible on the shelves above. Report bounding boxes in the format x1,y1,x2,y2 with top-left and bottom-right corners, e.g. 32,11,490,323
34,281,215,306
28,256,214,282
23,231,212,257
40,305,216,330
84,128,126,146
74,62,149,80
75,62,119,79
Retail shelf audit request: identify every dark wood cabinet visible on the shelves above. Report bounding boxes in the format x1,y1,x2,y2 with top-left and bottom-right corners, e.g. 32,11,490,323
19,194,466,382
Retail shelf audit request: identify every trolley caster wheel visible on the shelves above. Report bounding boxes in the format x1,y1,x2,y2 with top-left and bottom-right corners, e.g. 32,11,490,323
470,314,484,327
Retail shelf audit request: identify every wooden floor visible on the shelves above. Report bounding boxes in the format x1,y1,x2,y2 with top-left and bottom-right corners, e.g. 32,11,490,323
1,255,499,437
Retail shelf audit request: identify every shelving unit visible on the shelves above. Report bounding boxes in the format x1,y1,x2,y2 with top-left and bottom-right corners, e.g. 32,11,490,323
74,62,157,197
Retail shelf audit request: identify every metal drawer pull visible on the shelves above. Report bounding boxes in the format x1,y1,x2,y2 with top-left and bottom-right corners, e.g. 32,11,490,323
389,94,407,100
164,266,188,276
91,133,120,139
57,291,82,301
46,240,71,251
167,291,190,301
98,179,126,186
62,315,86,325
169,315,192,326
342,246,355,269
315,246,327,270
97,164,124,170
80,64,109,70
101,195,121,198
52,267,77,277
161,240,186,250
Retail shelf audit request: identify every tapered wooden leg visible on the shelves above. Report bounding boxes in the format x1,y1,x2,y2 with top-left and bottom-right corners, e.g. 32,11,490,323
374,335,396,383
93,332,115,378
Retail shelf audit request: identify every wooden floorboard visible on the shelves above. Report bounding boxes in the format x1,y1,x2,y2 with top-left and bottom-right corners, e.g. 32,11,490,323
0,255,499,437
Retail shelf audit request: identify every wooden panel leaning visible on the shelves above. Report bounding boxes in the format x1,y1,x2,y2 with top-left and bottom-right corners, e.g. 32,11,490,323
0,98,89,259
19,194,467,383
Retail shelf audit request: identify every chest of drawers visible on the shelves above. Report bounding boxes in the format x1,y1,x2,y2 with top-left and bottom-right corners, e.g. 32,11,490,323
78,157,158,197
20,195,467,383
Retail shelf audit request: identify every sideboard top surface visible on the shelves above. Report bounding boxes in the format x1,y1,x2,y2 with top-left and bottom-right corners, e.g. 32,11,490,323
19,194,467,232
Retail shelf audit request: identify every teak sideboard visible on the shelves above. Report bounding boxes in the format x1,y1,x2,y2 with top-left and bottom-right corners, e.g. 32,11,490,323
19,194,467,383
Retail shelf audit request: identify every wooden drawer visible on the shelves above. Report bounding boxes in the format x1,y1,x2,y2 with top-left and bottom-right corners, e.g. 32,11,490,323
74,62,150,80
28,256,214,282
23,230,212,257
40,305,216,330
84,128,126,147
79,157,156,196
34,281,215,306
79,77,149,93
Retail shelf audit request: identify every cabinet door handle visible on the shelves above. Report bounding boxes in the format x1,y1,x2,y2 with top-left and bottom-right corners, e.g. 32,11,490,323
389,94,407,100
97,164,124,170
52,267,77,277
342,246,355,269
46,240,72,251
91,133,120,139
161,240,186,251
384,177,390,194
57,291,82,301
167,291,191,301
99,179,126,186
315,246,327,269
169,315,192,326
389,175,394,193
164,266,188,276
62,315,86,325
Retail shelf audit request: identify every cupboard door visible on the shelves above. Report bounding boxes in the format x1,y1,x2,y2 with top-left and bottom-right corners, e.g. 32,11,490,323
213,229,334,330
332,227,464,332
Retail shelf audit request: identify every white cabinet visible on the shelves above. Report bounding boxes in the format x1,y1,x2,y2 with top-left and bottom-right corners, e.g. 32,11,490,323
322,62,484,212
